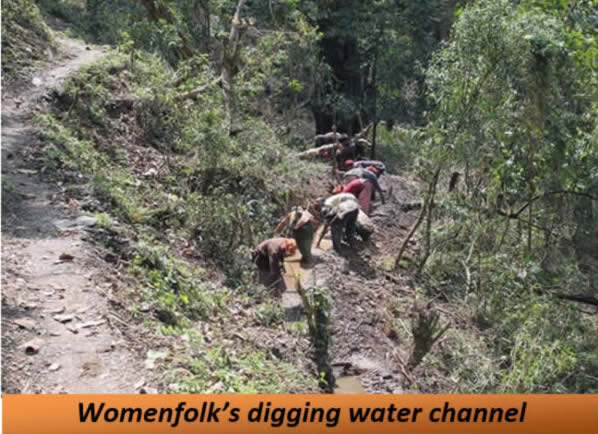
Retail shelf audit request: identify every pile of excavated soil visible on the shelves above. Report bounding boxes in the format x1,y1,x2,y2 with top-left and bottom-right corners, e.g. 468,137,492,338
281,173,425,393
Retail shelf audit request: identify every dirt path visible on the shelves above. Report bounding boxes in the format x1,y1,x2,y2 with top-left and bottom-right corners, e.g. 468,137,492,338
2,36,148,393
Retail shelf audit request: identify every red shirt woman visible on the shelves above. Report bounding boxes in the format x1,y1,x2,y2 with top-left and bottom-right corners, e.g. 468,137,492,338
343,179,374,215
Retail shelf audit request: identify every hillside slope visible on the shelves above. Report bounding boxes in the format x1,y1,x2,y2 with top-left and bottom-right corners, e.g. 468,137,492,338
1,35,153,394
1,0,56,90
3,1,597,395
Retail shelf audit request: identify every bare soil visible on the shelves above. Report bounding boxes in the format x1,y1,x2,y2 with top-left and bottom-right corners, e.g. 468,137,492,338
281,174,423,393
1,36,156,394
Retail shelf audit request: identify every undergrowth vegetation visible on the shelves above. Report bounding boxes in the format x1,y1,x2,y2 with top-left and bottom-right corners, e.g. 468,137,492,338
1,0,55,86
387,0,598,393
36,50,322,392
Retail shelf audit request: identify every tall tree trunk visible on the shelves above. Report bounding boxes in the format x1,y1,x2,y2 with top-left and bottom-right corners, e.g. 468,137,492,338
189,0,211,52
138,0,194,62
221,0,247,132
433,0,461,42
312,0,363,134
370,47,378,159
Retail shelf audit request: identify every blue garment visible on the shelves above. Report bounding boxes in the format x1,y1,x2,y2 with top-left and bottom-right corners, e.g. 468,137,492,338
353,160,386,175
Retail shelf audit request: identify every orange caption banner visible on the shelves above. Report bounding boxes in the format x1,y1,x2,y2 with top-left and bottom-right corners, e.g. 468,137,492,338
3,394,598,434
